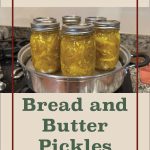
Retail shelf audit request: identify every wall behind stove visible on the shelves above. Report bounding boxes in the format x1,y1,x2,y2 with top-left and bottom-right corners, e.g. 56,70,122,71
0,7,150,35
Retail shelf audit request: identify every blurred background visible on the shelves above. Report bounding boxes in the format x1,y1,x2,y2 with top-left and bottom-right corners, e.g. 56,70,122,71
0,7,150,35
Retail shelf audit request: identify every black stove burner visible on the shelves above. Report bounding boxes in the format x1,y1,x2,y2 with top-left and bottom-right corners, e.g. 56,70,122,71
0,37,29,60
0,60,12,93
15,70,133,93
0,37,29,93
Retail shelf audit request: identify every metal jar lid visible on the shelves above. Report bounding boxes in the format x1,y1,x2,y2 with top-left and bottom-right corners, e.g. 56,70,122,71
62,16,81,25
94,20,120,29
85,17,107,24
31,22,60,32
33,17,57,23
62,24,93,35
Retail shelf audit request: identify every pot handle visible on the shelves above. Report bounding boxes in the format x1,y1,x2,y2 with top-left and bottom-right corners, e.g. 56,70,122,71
128,53,150,68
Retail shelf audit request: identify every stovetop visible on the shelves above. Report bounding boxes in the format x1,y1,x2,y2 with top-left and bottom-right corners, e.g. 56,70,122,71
0,37,29,93
0,37,133,93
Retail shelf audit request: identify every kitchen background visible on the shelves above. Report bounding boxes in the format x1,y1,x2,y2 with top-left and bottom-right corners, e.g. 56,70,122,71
0,7,150,93
0,7,150,34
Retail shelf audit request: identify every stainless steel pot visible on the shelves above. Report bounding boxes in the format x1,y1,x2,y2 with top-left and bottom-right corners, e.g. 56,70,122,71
18,44,149,93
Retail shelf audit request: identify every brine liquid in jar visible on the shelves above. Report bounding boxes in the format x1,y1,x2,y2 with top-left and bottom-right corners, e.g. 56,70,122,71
30,22,60,73
61,24,96,76
94,20,120,71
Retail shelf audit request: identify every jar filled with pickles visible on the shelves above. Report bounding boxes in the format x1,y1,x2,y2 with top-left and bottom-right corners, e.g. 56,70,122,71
33,17,57,23
61,24,96,76
62,16,81,25
30,22,60,73
85,17,107,25
94,20,120,71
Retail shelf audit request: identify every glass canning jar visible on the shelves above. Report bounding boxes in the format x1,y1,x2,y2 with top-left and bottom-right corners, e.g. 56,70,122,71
30,22,60,73
62,16,81,25
85,17,107,25
61,24,96,76
33,17,57,23
94,20,120,71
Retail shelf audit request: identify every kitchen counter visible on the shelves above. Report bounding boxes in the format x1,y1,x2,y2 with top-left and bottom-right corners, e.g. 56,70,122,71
121,34,150,93
130,67,150,93
1,26,150,93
